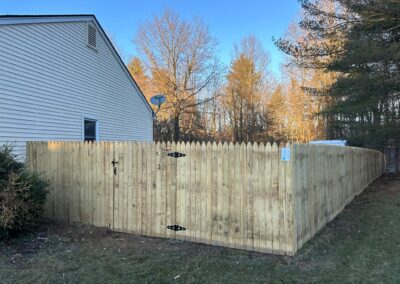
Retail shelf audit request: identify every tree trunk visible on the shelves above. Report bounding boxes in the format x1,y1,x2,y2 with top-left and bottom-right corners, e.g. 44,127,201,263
173,114,180,142
396,141,399,172
326,113,335,140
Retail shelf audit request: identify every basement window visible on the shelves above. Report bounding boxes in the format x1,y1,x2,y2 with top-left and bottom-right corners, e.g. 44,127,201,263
87,23,97,50
84,118,97,142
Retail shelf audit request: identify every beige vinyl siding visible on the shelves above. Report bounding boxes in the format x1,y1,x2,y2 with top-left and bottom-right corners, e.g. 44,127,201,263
0,20,153,158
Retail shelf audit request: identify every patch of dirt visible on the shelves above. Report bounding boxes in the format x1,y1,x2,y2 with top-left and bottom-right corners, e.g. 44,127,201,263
39,220,185,252
348,173,400,206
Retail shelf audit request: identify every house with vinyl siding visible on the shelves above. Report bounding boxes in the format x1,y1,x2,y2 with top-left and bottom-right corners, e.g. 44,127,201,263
0,15,154,159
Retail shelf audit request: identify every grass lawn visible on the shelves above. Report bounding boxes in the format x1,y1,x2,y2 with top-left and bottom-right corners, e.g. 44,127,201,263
1,173,400,283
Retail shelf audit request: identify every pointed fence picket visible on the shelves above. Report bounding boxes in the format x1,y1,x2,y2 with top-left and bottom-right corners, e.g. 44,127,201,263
26,141,385,255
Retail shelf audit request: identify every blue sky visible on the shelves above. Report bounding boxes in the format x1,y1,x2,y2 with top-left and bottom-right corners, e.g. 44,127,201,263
0,0,300,76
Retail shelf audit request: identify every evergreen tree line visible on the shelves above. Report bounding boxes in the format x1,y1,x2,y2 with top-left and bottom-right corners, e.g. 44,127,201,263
276,0,400,150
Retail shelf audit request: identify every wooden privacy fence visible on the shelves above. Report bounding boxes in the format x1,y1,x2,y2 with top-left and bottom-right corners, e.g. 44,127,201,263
26,141,385,255
292,144,385,249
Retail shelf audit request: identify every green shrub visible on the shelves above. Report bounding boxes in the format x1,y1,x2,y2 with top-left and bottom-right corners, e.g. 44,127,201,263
0,145,49,238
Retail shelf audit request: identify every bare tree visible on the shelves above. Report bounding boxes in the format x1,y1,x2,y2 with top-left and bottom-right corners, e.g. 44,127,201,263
135,10,221,141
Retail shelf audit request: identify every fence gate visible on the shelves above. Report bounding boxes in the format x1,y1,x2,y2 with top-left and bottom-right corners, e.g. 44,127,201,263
110,142,180,238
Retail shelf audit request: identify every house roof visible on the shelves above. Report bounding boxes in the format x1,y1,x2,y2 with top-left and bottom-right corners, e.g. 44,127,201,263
0,14,155,117
0,14,94,18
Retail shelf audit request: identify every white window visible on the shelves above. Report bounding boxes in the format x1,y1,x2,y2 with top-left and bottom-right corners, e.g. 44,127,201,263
87,23,97,50
83,118,97,142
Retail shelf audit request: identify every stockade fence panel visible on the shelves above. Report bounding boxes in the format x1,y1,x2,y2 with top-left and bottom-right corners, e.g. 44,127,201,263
292,144,385,248
26,141,385,255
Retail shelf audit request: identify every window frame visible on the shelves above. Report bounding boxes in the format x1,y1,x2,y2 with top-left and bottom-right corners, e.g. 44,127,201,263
82,115,99,142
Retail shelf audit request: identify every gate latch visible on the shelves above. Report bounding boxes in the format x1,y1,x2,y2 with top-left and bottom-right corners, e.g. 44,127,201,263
111,159,119,175
167,152,186,158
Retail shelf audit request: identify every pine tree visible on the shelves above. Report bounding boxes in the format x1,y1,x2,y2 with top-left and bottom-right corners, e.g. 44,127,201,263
276,0,400,149
326,0,400,148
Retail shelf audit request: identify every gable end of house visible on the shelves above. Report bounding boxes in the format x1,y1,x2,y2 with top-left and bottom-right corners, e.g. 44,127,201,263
0,14,154,117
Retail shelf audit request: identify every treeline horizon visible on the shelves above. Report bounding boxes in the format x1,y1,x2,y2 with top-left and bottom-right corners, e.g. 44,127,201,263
125,0,400,151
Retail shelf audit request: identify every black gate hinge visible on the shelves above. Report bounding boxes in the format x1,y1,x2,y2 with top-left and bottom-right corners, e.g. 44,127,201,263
167,225,186,231
167,152,186,158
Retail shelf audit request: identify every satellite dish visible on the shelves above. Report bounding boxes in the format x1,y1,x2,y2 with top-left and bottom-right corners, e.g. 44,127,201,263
150,94,166,107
